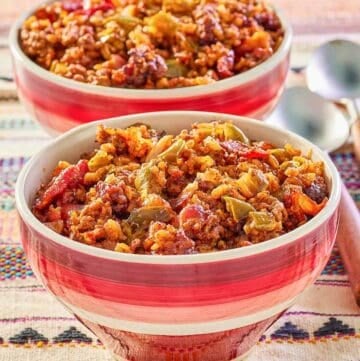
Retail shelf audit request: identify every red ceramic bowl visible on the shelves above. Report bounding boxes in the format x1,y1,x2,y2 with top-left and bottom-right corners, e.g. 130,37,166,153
9,3,292,135
16,111,341,361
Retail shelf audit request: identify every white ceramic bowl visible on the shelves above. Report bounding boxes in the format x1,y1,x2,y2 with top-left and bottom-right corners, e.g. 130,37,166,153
16,111,341,361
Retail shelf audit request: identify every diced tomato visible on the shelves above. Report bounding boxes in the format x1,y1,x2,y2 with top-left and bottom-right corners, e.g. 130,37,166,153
221,141,268,159
293,193,327,216
34,7,58,22
179,205,206,225
241,149,268,159
35,160,88,211
68,0,115,16
257,141,274,150
84,3,114,16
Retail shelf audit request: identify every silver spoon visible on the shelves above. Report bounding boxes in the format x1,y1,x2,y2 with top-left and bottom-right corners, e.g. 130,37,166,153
306,39,360,160
267,85,349,152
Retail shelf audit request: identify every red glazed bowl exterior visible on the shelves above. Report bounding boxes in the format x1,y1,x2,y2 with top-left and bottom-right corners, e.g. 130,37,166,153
15,112,341,361
9,4,292,135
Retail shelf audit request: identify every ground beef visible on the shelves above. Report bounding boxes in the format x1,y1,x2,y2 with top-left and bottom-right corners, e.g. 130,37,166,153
33,121,328,255
20,0,283,89
304,176,328,204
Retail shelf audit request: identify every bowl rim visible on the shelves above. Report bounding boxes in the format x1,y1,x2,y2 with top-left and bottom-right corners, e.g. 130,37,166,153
9,1,292,100
15,111,341,265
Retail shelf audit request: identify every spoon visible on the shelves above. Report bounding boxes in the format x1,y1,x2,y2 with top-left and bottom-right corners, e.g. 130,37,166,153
267,85,360,307
306,39,360,161
267,86,349,152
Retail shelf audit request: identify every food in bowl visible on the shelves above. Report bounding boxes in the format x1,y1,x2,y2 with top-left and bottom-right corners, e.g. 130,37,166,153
17,112,340,361
20,0,283,89
32,120,328,255
11,2,291,134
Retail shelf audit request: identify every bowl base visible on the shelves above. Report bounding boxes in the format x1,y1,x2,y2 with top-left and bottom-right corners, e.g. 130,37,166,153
111,348,253,361
75,311,283,361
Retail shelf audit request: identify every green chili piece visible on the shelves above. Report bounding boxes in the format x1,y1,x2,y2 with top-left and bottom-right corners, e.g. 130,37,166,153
223,196,255,221
165,59,188,78
158,139,186,162
224,123,250,144
146,135,174,161
248,211,277,231
128,206,172,226
134,161,153,197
